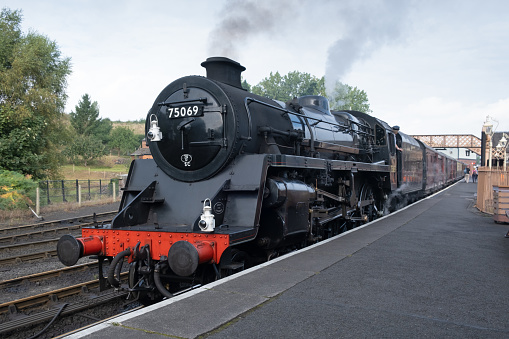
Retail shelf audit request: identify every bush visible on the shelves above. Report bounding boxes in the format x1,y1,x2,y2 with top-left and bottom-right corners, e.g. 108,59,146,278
0,170,37,210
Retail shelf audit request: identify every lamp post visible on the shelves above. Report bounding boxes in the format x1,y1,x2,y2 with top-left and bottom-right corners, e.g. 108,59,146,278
482,116,494,169
500,134,507,172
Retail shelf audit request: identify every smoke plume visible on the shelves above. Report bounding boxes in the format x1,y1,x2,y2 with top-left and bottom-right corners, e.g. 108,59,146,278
209,0,412,91
207,0,296,60
325,1,412,91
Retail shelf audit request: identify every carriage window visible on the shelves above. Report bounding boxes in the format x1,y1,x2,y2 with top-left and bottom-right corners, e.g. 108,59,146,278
375,125,386,145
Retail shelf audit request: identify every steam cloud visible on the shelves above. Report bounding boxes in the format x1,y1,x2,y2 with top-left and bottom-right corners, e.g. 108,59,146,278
207,0,297,60
325,1,412,91
209,0,412,91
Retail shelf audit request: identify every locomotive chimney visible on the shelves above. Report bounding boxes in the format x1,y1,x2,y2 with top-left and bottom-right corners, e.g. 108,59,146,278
201,57,246,88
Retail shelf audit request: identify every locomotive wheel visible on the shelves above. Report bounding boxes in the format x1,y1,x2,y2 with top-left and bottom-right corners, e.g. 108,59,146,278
231,249,249,268
358,184,377,222
128,262,163,306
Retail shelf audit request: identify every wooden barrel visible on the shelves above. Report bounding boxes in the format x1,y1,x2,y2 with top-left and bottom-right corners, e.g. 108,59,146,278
493,185,509,223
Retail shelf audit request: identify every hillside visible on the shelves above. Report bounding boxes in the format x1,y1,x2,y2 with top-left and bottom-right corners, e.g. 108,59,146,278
112,121,145,135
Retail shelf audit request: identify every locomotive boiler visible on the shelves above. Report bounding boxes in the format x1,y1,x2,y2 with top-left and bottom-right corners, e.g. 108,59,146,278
56,57,463,304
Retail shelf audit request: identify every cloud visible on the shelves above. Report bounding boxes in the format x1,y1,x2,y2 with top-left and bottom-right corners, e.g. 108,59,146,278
397,96,509,136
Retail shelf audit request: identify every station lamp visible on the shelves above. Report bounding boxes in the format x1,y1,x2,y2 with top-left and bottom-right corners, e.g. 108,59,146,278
483,116,495,169
482,116,493,136
499,134,508,171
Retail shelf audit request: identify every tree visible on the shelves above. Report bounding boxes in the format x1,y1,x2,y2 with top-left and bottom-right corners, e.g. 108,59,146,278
327,81,372,113
65,94,112,164
241,77,251,92
0,8,71,179
69,94,112,143
251,71,325,102
109,126,142,156
62,134,106,166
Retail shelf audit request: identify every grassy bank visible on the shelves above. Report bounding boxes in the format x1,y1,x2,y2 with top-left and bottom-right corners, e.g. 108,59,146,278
0,156,130,224
61,155,131,180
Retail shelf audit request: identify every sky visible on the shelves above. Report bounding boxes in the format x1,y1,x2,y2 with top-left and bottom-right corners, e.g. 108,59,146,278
3,0,509,137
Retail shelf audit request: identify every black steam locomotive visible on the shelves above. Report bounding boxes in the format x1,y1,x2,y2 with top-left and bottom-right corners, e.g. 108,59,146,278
57,57,464,304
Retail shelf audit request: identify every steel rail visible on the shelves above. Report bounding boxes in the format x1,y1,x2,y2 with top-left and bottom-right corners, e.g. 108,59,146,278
0,282,199,337
0,273,128,315
0,261,99,289
0,219,112,244
0,249,58,265
0,238,61,253
0,211,117,233
0,291,130,337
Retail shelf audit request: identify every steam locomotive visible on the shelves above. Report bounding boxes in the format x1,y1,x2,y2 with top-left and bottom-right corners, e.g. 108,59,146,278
57,57,464,304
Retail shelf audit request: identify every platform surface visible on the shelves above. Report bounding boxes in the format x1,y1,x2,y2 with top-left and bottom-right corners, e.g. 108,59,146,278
66,182,509,338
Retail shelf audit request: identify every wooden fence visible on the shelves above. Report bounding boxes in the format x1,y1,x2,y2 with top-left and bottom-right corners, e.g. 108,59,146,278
476,167,509,214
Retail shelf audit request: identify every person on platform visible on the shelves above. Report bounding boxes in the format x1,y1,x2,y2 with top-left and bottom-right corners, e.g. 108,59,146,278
472,167,478,183
464,166,471,183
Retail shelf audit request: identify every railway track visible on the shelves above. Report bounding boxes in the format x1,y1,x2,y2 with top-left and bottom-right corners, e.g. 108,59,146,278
1,278,106,314
0,279,199,338
0,291,131,337
0,210,124,338
0,212,116,263
0,273,128,315
0,225,82,244
0,248,58,265
0,211,117,234
0,262,99,289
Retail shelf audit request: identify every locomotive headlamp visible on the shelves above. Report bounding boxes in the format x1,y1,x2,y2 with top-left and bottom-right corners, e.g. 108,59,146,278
199,198,215,232
147,114,162,142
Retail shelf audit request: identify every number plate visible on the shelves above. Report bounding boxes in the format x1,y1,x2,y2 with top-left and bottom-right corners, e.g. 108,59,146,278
167,104,204,119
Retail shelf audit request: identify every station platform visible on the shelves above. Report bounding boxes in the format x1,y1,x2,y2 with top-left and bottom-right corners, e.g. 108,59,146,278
66,182,509,338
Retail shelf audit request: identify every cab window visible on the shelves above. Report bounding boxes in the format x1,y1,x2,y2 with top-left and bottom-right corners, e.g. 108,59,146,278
375,125,386,145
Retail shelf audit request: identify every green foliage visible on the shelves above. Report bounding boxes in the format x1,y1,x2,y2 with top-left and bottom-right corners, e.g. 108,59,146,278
69,93,112,142
62,134,106,166
241,77,251,91
327,81,372,113
65,94,112,164
109,126,142,156
251,71,326,102
0,8,71,179
93,117,113,144
0,169,37,210
248,70,371,114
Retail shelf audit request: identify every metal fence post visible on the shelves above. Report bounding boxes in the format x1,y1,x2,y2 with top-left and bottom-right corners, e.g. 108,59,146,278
61,180,67,202
76,179,79,203
46,181,50,205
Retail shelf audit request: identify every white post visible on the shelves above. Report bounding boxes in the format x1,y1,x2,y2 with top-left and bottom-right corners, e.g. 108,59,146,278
489,138,492,169
36,187,40,215
505,149,507,172
78,185,82,206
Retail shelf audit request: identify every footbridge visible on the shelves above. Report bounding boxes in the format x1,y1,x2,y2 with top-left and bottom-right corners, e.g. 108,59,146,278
411,134,482,155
